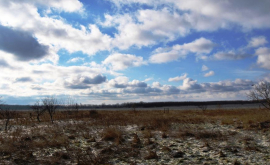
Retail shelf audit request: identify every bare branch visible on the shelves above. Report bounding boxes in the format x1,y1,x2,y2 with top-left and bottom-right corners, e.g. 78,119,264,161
247,81,270,110
42,96,59,123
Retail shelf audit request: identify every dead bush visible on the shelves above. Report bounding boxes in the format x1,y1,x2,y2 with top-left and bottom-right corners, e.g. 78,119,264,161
144,150,158,160
101,127,123,144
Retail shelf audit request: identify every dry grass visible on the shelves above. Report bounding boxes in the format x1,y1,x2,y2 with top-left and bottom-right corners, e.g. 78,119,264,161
0,107,269,164
101,127,123,144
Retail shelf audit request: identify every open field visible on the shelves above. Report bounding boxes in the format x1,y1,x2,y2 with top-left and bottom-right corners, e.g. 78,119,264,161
0,108,270,164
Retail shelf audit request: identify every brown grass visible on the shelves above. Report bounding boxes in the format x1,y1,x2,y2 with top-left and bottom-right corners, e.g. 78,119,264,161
101,127,123,144
0,108,269,164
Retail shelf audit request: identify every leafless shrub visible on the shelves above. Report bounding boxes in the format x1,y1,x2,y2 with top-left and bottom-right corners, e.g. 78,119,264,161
31,100,46,122
101,127,123,144
62,96,80,117
89,110,100,118
0,108,16,131
0,98,16,131
198,104,208,112
42,96,59,123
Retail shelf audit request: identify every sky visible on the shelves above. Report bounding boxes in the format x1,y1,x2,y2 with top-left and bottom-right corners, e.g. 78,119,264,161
0,0,270,105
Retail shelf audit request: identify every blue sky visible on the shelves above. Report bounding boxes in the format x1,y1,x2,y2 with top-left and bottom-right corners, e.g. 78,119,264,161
0,0,270,104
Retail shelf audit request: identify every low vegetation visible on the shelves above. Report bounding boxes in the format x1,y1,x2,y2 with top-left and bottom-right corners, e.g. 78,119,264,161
0,107,269,164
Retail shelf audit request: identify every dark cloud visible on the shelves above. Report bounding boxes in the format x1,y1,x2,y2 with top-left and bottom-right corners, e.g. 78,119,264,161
113,84,127,88
65,74,107,89
82,74,106,84
165,86,181,94
130,82,147,88
0,25,49,61
15,77,33,82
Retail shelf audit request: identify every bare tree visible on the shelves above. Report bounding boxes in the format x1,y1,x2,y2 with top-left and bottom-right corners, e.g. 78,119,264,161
42,96,59,123
247,81,270,110
63,96,79,114
0,97,16,131
31,100,46,122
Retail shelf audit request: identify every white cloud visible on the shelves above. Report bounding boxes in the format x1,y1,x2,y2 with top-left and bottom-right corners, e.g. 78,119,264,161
248,36,268,48
108,77,147,88
109,0,270,30
17,0,84,13
0,1,112,59
168,73,187,82
101,9,191,49
144,78,153,82
149,50,185,64
204,71,215,77
67,57,84,63
149,37,215,63
103,53,147,71
202,65,209,71
0,51,114,97
152,82,162,88
255,47,270,69
108,76,129,88
180,78,201,91
177,37,216,54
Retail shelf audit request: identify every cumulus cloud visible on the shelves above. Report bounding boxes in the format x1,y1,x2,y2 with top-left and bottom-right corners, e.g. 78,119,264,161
178,78,253,94
150,38,215,63
255,47,270,69
64,74,106,89
180,78,202,91
103,53,146,71
0,25,50,61
129,80,147,87
109,0,270,30
204,71,215,77
108,76,147,88
178,38,216,54
168,73,187,82
0,2,112,57
202,65,209,71
248,36,268,48
108,76,129,88
102,9,192,49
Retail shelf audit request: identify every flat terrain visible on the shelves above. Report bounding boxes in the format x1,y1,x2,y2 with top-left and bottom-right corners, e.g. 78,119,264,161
93,103,261,111
0,108,270,164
